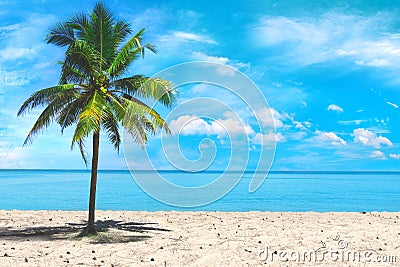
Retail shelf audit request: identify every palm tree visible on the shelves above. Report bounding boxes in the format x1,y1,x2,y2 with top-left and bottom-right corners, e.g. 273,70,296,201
17,2,176,234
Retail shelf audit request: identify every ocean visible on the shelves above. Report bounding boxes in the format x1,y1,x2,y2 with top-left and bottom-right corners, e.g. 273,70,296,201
0,169,399,211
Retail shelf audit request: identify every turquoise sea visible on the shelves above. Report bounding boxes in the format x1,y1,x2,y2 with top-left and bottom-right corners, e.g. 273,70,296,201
0,169,399,211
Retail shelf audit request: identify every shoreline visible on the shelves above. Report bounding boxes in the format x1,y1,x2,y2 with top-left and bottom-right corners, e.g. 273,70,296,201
0,210,399,266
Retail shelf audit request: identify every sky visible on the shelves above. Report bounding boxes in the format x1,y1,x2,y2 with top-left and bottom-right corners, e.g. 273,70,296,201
1,0,400,171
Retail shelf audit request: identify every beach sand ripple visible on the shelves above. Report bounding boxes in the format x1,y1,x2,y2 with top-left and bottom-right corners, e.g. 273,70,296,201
0,210,399,266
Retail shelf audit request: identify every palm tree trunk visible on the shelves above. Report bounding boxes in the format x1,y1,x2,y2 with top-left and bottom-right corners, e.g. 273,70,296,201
87,131,100,233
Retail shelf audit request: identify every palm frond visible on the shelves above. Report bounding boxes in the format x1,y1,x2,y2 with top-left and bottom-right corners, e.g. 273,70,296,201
123,113,149,147
23,90,79,145
112,20,132,48
64,39,101,79
102,108,121,152
113,76,176,107
60,62,88,84
144,43,157,54
77,138,89,166
107,94,127,121
45,22,75,47
136,78,176,107
92,2,114,23
66,12,88,39
87,2,115,70
17,84,78,116
57,92,91,132
122,96,170,134
107,28,149,77
110,75,145,92
71,91,105,146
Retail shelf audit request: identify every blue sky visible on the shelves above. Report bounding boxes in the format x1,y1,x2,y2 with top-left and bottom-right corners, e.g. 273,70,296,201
1,0,400,170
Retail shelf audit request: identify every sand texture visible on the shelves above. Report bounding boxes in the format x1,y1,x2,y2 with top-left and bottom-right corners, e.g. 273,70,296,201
0,210,399,266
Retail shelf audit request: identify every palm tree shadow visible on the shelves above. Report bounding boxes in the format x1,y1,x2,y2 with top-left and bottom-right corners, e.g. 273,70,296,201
0,220,170,244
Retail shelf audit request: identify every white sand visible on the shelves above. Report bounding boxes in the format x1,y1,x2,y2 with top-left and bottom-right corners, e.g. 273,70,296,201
0,210,399,266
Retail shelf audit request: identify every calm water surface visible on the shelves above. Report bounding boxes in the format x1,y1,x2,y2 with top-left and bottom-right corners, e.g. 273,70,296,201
0,170,398,211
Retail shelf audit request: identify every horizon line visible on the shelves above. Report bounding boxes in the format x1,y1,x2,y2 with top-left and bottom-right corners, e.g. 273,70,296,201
2,169,400,174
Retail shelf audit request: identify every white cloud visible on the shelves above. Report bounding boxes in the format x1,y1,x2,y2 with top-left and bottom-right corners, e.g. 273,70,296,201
189,51,250,76
189,51,237,76
170,115,221,136
169,111,289,147
386,101,399,108
190,83,211,94
255,107,291,128
327,104,344,113
160,31,217,45
254,16,328,46
218,116,255,136
272,82,282,88
0,47,36,61
152,31,220,64
389,153,400,159
172,31,217,44
1,70,37,86
353,128,393,148
190,51,228,64
369,128,391,135
252,12,400,68
293,121,308,130
169,114,254,139
252,132,285,145
33,61,52,70
0,146,29,168
0,23,23,33
287,131,308,141
338,120,367,125
370,150,387,160
349,40,400,67
356,58,391,67
0,15,56,62
0,15,60,88
314,131,347,147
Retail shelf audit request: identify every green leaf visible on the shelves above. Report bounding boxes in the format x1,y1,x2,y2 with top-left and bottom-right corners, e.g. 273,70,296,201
102,109,121,151
107,28,150,77
112,20,132,48
17,84,77,116
45,22,75,47
64,39,101,79
123,96,170,135
76,138,89,166
112,76,177,107
71,91,105,145
60,63,87,84
57,92,91,132
23,89,79,145
66,12,88,39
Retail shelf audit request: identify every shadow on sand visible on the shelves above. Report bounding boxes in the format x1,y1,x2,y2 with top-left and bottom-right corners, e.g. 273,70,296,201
0,220,171,244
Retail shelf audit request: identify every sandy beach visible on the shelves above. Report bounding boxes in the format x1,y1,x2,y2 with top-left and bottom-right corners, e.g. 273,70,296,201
0,211,398,266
